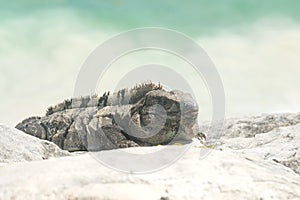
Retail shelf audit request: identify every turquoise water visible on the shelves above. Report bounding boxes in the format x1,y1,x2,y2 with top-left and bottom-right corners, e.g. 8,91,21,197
2,0,300,35
0,1,300,125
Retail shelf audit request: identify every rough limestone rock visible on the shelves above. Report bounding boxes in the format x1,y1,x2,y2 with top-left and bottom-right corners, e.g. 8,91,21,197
202,112,300,141
0,146,299,200
217,123,300,176
15,83,200,151
0,124,69,164
199,113,300,176
1,112,300,199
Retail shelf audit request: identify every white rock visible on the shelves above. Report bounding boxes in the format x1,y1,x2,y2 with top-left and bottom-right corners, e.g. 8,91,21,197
218,123,300,175
1,113,300,199
202,112,300,140
0,146,299,200
0,124,70,164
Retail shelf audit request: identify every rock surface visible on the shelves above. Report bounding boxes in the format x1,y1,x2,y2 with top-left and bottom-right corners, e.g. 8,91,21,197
199,113,300,177
0,124,69,164
216,121,300,176
1,112,300,199
0,146,299,200
202,112,300,140
16,84,199,151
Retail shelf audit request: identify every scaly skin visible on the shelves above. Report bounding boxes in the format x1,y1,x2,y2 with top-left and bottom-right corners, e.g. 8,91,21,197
45,82,163,116
16,83,199,152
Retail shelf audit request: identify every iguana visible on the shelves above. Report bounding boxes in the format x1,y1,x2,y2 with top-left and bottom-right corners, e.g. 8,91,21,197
16,83,200,152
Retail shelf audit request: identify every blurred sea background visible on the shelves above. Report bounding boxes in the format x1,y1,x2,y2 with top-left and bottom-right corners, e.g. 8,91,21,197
0,0,300,126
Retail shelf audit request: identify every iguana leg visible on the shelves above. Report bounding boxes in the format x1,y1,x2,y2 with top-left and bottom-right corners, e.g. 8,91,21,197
117,140,140,148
